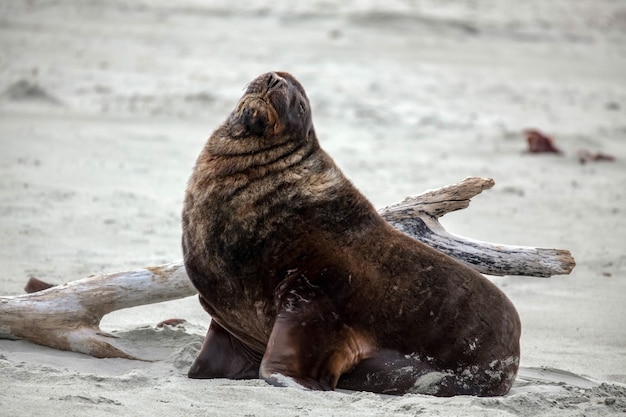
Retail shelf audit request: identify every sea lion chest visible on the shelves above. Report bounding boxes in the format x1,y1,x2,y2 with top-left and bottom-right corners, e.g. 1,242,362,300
182,149,326,344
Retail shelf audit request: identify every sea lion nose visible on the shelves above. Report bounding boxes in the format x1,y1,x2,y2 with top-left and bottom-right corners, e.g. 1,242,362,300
267,73,284,90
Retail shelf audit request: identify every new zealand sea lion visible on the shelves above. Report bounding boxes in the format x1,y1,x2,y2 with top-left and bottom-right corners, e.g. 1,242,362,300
181,71,521,396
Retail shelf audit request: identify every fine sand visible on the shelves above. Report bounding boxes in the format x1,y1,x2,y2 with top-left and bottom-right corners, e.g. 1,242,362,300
1,1,625,416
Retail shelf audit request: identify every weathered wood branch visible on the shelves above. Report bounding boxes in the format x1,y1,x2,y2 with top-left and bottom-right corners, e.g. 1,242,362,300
0,177,575,359
381,177,575,277
0,263,193,359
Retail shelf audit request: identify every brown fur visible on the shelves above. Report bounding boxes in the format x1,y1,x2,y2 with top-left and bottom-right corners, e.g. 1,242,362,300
182,72,521,396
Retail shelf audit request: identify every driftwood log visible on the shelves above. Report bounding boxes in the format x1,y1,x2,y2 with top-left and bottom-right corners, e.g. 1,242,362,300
0,177,575,359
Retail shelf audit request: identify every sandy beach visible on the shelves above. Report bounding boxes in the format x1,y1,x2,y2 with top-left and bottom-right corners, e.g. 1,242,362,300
1,1,626,415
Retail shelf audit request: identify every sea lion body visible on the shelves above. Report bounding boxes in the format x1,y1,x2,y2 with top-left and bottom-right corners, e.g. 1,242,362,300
182,72,521,396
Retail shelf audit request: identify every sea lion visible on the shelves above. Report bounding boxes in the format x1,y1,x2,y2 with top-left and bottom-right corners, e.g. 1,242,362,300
181,71,521,396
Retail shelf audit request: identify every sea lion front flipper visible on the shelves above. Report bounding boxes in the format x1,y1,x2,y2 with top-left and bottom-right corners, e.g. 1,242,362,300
188,319,260,379
259,277,364,391
259,311,359,391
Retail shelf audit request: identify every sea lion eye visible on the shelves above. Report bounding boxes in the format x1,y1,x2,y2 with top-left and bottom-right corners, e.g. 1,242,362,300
298,101,306,115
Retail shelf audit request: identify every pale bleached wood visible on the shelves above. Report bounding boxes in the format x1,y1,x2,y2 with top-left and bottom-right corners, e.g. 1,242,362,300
0,262,194,359
381,177,576,277
0,177,575,358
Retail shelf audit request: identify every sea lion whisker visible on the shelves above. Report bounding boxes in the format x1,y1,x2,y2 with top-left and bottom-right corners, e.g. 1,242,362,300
301,275,320,289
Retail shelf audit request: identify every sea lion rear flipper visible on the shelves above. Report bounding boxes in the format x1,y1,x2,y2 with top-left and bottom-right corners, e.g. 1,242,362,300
188,320,260,379
338,353,515,396
337,350,444,395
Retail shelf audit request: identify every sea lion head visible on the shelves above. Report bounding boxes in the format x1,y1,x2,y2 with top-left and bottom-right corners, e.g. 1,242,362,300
228,72,314,143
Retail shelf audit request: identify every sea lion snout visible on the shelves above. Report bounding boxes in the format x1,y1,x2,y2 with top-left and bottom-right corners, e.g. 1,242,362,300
266,72,285,90
243,72,284,96
229,71,310,140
